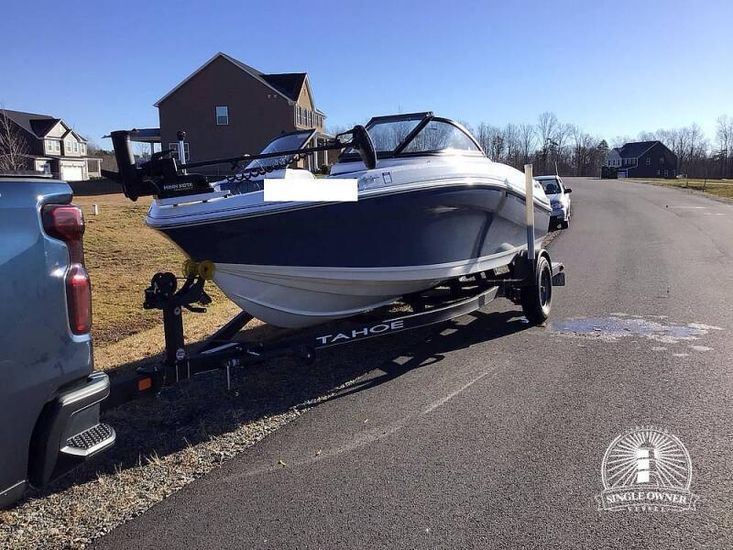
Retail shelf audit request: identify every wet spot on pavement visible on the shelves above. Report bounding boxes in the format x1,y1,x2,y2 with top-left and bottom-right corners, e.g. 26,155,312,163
689,345,713,352
551,314,721,353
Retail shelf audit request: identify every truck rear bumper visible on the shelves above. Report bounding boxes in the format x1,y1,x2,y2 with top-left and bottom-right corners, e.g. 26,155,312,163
29,372,116,488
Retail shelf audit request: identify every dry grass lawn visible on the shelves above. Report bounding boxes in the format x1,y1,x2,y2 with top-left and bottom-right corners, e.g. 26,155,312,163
626,177,733,200
74,193,235,358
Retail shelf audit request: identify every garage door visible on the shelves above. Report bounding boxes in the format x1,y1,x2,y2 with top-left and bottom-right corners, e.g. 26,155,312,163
61,164,84,182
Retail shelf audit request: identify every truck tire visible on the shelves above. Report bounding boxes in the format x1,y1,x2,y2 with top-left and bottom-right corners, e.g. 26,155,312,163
520,255,553,325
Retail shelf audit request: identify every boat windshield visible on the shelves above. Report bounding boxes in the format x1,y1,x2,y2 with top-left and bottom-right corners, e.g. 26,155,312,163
400,120,481,154
341,113,482,161
245,129,316,171
367,117,423,152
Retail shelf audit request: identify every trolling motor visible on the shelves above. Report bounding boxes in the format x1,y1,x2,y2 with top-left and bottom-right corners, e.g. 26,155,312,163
102,131,211,201
102,125,377,202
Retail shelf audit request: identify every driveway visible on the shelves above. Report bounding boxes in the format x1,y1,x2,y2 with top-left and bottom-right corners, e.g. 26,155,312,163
96,177,733,549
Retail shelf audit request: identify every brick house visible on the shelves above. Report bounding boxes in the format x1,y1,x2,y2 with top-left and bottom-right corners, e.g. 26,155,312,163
0,109,101,180
155,52,332,174
603,140,678,179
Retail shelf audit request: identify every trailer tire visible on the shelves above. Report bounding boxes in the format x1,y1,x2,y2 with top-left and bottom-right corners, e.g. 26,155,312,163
520,254,552,325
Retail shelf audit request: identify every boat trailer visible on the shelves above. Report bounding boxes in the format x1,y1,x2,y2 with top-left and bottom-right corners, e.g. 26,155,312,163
104,252,565,409
104,163,566,408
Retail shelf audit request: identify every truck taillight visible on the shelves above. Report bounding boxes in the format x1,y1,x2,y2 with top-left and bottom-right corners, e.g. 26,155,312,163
42,204,85,264
67,264,92,334
42,204,92,335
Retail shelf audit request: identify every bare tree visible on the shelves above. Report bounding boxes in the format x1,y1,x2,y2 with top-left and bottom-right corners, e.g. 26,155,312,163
517,122,536,165
503,123,519,166
610,135,632,149
473,122,494,157
0,109,29,173
569,124,587,175
716,115,733,178
535,112,561,172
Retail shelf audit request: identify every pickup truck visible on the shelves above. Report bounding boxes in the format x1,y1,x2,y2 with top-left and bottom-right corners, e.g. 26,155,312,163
0,175,115,507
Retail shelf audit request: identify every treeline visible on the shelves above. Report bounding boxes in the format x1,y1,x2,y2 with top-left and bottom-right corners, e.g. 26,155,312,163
461,112,733,179
464,113,607,177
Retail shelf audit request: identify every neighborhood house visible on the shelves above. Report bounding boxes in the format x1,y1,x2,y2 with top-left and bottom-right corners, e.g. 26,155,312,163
603,140,678,179
0,109,101,180
155,52,333,174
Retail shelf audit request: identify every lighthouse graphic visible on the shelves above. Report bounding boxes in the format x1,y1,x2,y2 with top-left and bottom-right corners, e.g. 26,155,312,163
635,442,656,484
597,426,698,511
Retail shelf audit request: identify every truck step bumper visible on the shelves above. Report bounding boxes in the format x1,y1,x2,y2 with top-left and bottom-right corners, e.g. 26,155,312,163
29,372,116,487
61,422,115,458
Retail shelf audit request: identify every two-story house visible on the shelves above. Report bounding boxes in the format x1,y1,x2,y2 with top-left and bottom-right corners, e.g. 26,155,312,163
0,109,101,180
156,52,332,175
603,140,678,179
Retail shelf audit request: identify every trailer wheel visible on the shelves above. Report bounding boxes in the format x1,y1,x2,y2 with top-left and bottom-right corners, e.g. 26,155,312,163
520,255,552,325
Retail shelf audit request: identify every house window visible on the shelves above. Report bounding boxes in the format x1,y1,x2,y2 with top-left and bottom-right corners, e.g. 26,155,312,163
660,157,664,165
664,169,669,177
168,142,190,162
73,142,78,152
646,157,651,166
215,105,229,126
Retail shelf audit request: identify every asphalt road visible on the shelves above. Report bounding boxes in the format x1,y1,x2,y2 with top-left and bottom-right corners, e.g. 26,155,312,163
96,178,733,549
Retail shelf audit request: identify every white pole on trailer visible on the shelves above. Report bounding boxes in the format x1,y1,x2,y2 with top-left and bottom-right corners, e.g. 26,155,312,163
524,163,536,264
177,130,187,175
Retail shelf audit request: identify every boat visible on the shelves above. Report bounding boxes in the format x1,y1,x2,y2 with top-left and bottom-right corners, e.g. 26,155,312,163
107,112,551,328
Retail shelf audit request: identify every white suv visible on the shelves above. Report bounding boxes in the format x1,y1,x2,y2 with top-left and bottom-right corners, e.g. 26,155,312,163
536,175,572,230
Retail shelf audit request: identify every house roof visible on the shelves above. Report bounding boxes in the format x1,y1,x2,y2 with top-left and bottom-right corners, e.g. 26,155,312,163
154,52,317,108
0,109,86,141
618,141,659,159
1,109,58,138
261,73,307,101
29,117,61,137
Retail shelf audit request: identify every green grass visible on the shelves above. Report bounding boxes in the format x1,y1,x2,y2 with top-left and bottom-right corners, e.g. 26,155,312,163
625,177,733,200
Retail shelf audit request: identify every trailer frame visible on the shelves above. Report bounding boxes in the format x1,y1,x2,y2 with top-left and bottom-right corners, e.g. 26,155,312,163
104,250,565,409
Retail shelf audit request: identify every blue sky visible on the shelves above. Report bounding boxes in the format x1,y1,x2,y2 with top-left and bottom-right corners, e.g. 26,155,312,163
1,0,731,147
